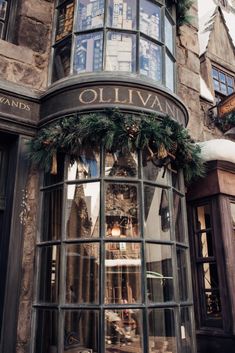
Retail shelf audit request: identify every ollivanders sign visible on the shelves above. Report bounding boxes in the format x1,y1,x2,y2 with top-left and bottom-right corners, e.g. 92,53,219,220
41,84,188,126
218,92,235,118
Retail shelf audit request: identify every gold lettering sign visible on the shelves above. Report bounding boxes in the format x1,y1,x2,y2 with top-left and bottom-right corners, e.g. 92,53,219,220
218,93,235,118
0,95,31,111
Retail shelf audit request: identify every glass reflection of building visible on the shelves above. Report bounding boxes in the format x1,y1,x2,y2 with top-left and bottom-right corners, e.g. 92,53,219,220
34,1,194,353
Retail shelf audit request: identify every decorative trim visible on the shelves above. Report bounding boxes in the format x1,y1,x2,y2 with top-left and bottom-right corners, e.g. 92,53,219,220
28,110,205,184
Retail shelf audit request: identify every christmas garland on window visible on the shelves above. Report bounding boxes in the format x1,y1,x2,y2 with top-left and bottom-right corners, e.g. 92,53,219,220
28,110,205,184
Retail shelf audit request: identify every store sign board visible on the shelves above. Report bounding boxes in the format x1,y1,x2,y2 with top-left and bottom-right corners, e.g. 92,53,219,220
41,83,188,126
218,93,235,118
0,92,39,122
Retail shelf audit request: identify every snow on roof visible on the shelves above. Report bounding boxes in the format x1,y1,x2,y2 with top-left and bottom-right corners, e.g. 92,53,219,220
197,139,235,163
200,76,214,102
198,0,235,56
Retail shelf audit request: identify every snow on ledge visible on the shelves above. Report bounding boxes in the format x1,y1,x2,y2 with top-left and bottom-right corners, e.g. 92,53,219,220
197,139,235,164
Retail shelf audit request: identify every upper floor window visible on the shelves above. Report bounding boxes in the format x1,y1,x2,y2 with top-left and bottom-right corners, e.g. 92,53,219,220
212,67,234,97
52,0,176,91
0,0,18,42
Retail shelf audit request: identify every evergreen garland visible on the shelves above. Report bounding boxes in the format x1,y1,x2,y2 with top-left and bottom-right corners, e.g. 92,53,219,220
175,0,194,27
215,112,235,132
28,110,205,184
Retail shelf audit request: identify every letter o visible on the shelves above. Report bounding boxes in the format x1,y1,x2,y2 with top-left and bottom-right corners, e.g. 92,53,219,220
79,89,98,104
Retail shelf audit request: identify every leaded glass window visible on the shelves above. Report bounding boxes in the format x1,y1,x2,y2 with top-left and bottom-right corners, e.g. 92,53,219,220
52,0,176,90
33,132,195,353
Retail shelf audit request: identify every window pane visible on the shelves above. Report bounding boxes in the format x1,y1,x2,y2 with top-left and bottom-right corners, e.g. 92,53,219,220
44,154,65,186
38,246,60,303
55,1,74,42
66,243,100,303
203,263,221,318
140,38,162,82
106,32,136,72
212,68,218,79
227,76,234,87
198,231,213,257
52,40,71,82
166,54,174,91
107,0,136,29
0,1,7,20
213,79,219,91
165,16,173,53
173,192,184,242
180,307,193,353
144,186,170,240
220,83,227,95
105,309,143,351
74,32,103,73
105,150,137,177
196,204,211,230
67,149,100,180
76,0,104,31
64,310,99,352
105,183,139,238
146,243,173,302
142,148,168,185
105,242,142,304
35,309,58,353
42,189,63,241
228,86,233,95
66,182,100,238
177,248,188,301
219,72,226,83
148,308,177,353
140,0,161,40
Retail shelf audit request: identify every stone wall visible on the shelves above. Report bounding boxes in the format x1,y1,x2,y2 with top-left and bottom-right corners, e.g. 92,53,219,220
176,1,221,141
0,0,54,91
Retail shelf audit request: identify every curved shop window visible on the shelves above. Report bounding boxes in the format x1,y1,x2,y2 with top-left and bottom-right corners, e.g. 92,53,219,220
52,0,175,91
33,133,195,353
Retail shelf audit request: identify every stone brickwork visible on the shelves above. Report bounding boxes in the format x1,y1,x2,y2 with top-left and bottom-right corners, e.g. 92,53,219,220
0,0,54,91
176,1,220,141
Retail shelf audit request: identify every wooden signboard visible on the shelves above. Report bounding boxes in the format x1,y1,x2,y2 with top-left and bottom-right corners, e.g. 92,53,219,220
218,92,235,118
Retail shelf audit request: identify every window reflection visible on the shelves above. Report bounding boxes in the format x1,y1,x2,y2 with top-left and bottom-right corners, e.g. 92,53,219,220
52,40,71,82
74,32,103,73
55,1,74,42
203,263,221,318
67,150,100,180
105,150,137,177
42,189,63,241
38,246,60,303
142,148,168,185
106,32,136,72
144,186,170,240
166,54,174,91
64,310,99,352
105,183,139,238
180,307,192,353
140,38,162,82
165,16,173,53
76,0,104,31
173,192,184,243
107,0,136,29
105,309,142,352
140,0,161,40
146,244,173,302
35,309,58,353
198,232,213,258
105,242,142,304
196,205,211,230
66,243,99,303
66,183,100,238
177,248,188,301
148,308,177,353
